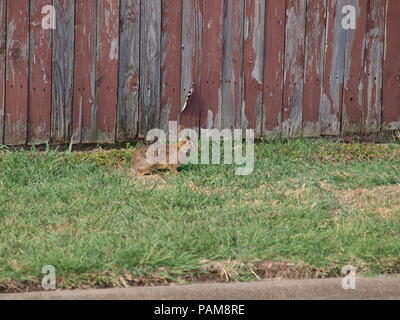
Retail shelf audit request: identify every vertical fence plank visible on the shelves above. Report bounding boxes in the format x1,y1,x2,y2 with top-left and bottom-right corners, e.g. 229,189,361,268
263,0,285,139
341,0,368,135
200,0,224,129
222,0,245,131
302,0,326,137
117,0,140,142
382,0,400,130
243,0,265,137
5,0,29,145
180,0,203,130
321,0,347,136
160,0,182,132
362,0,385,133
51,0,74,143
73,0,96,144
0,0,6,144
96,0,119,143
29,0,53,145
282,0,306,138
138,0,161,138
221,0,244,130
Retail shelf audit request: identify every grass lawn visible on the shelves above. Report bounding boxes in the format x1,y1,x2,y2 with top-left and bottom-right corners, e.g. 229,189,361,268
0,137,399,292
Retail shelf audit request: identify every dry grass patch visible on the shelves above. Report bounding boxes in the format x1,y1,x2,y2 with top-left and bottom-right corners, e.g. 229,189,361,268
335,184,400,218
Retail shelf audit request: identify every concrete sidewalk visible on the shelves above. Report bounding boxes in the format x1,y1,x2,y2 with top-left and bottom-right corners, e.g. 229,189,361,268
1,278,400,300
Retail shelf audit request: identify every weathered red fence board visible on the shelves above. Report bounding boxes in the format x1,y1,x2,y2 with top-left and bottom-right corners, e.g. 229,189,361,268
0,0,397,146
0,0,6,144
160,0,182,132
282,0,306,138
382,0,400,130
117,0,140,142
263,0,285,139
303,0,326,137
221,0,244,130
29,0,53,145
5,0,29,145
200,0,224,130
341,0,368,135
73,0,96,144
243,0,265,137
362,0,385,133
96,0,119,143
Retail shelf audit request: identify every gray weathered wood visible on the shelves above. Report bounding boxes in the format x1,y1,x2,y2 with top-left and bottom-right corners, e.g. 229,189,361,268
138,0,161,138
180,0,203,131
222,0,244,131
160,0,183,133
0,0,6,144
363,0,385,133
302,0,327,137
117,0,140,142
320,0,347,136
51,0,75,143
282,0,306,138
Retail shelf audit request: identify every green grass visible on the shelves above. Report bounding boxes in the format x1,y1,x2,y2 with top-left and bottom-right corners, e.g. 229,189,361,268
0,138,399,291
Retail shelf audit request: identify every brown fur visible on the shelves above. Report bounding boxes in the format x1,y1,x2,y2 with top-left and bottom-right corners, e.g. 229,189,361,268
130,138,192,176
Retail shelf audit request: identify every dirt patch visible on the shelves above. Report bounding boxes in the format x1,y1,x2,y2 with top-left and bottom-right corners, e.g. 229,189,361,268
0,260,313,294
335,184,400,218
195,260,312,282
2,257,398,294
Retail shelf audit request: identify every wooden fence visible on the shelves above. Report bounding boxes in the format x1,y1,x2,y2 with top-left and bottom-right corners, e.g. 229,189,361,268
0,0,399,145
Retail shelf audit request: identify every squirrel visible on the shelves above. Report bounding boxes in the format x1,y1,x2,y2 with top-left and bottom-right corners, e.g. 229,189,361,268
130,134,193,176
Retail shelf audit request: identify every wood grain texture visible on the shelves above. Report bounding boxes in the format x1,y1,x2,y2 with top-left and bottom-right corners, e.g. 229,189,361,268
0,0,6,144
51,0,75,143
160,0,182,132
341,0,368,135
362,0,386,133
73,0,96,144
117,0,140,142
221,0,244,130
138,0,161,138
5,0,29,145
282,0,306,138
180,0,203,130
263,0,285,139
0,0,398,145
242,0,265,137
302,0,326,137
321,0,347,136
200,0,224,130
28,0,53,145
382,0,400,130
96,0,119,143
